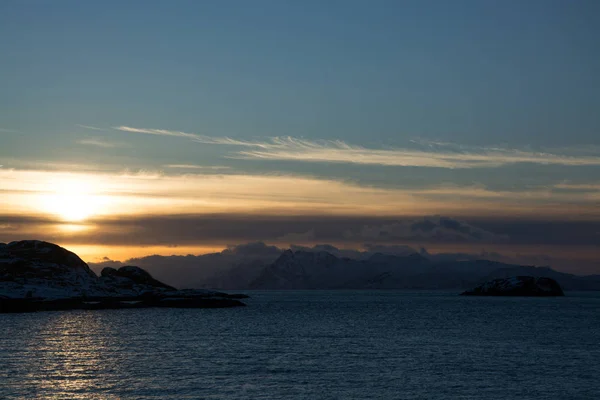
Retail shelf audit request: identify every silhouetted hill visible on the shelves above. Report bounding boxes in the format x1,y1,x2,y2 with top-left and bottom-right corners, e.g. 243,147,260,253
248,249,600,290
0,240,246,312
88,243,600,291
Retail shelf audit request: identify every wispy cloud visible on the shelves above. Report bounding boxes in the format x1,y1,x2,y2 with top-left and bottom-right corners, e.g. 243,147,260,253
77,138,119,148
554,183,600,190
164,164,231,170
0,157,120,173
114,126,259,147
235,138,600,168
76,124,106,131
115,126,600,169
0,128,17,133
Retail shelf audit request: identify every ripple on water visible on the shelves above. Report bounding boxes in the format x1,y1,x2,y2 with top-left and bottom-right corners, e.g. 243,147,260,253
1,291,600,399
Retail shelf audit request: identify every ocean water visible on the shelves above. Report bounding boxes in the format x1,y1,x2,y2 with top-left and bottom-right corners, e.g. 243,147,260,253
1,291,599,399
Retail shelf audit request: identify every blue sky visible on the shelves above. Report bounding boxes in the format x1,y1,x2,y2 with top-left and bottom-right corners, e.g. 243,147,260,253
2,0,599,144
1,1,599,265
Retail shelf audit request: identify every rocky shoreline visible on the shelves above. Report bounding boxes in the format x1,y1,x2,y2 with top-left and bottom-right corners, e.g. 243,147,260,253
0,240,248,313
461,276,565,296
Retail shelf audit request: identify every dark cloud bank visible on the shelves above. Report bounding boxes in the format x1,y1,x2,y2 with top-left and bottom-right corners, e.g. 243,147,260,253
2,214,599,278
2,214,598,247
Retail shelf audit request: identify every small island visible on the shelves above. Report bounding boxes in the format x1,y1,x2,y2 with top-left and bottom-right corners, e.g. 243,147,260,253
461,276,565,296
0,240,248,313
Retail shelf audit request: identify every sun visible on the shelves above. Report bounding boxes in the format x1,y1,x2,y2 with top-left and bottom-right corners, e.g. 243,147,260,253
41,178,106,222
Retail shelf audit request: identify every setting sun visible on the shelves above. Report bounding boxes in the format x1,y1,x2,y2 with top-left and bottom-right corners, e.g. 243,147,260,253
40,179,106,222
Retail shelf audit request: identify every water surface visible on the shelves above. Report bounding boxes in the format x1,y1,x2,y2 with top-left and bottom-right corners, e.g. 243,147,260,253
1,291,599,399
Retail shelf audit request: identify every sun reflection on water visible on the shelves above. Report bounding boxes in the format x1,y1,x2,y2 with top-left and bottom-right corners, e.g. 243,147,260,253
14,312,124,398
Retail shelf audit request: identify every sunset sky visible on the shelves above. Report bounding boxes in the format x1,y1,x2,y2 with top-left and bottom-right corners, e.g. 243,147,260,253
1,1,599,272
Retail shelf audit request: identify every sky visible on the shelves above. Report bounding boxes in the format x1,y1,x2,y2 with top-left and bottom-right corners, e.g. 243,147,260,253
1,1,599,272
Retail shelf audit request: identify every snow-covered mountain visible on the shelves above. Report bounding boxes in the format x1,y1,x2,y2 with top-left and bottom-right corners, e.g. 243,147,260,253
251,250,354,289
250,249,493,289
248,249,600,290
87,242,600,291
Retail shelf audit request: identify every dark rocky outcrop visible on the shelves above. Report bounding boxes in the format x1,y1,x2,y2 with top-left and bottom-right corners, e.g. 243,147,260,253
0,240,247,313
101,266,176,291
0,240,97,283
461,276,565,296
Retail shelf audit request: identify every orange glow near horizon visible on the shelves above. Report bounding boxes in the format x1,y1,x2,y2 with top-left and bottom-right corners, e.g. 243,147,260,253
67,244,227,263
62,242,600,276
2,168,599,222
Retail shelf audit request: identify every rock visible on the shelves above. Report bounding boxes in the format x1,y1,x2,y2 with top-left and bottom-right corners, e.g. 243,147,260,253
112,266,175,290
100,267,118,277
0,240,248,312
461,276,565,296
0,240,103,299
99,266,176,295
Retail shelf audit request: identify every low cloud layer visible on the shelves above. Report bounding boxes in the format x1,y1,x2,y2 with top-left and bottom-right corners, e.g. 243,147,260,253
5,168,598,220
77,138,119,148
2,213,598,248
344,216,509,243
3,213,598,274
163,164,231,170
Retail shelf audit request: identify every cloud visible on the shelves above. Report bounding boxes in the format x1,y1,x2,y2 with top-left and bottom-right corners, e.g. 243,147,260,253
3,211,599,249
0,158,116,173
288,243,385,259
2,168,600,222
235,138,600,168
0,128,17,133
114,126,259,147
554,183,600,191
76,124,106,131
114,125,600,169
164,164,231,170
277,229,316,244
4,209,600,274
363,244,419,255
344,216,509,244
77,138,119,148
221,241,282,257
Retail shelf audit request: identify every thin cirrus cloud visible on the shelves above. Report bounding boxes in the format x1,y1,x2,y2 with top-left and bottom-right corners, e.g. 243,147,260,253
164,164,231,170
77,138,119,148
114,126,600,169
115,126,260,147
76,124,106,131
554,183,600,191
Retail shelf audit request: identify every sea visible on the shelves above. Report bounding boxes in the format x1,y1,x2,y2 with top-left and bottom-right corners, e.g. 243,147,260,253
1,290,599,399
